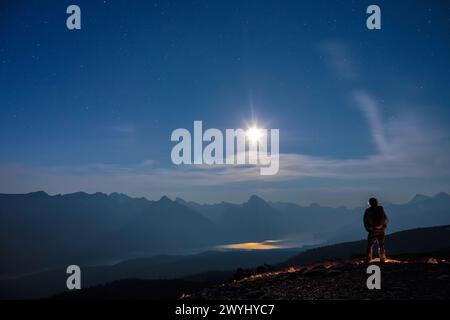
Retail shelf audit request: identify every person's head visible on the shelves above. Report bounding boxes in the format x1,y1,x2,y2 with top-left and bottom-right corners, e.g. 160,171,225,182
368,197,378,207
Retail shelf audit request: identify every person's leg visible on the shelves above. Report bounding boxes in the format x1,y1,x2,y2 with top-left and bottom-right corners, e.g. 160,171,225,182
378,233,386,262
367,233,375,262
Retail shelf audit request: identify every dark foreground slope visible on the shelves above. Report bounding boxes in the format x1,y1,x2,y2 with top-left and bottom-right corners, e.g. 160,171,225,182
187,257,450,300
0,250,296,299
52,272,233,300
55,255,450,300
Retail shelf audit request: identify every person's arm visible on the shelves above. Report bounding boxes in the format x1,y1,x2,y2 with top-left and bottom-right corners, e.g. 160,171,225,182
378,206,389,228
363,209,371,232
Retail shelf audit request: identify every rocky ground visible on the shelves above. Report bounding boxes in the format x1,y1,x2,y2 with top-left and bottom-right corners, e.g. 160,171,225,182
185,257,450,300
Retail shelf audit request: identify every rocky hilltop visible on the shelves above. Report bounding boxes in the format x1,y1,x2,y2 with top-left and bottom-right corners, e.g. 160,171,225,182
186,256,450,300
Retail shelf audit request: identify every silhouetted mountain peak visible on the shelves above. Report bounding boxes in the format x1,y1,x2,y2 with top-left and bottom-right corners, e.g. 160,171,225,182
109,192,122,197
247,195,267,205
62,191,89,198
60,191,110,201
175,197,188,205
159,195,172,203
109,192,133,202
94,192,108,197
435,192,450,200
410,194,431,203
26,191,49,198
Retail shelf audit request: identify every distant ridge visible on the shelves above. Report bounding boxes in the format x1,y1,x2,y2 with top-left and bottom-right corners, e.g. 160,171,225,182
1,191,450,277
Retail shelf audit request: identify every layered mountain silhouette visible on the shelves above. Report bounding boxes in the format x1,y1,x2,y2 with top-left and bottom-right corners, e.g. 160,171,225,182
1,191,450,278
0,191,218,275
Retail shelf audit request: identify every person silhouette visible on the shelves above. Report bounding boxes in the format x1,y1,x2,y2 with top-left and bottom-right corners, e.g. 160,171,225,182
363,197,389,263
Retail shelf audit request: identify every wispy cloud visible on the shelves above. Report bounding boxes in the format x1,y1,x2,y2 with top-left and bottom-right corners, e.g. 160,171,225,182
2,106,449,192
353,91,389,154
1,86,449,199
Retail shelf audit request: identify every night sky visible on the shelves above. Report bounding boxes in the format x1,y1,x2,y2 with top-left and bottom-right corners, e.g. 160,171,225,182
1,0,450,206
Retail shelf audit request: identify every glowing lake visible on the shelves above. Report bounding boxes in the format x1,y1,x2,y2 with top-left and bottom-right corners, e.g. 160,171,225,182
215,234,325,251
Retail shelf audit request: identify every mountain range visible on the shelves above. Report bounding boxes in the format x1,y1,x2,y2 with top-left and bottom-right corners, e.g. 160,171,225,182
1,191,450,278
